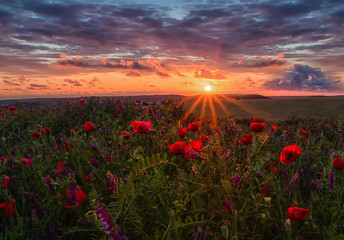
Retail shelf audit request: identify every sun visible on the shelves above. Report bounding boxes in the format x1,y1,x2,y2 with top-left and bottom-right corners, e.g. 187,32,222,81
205,85,211,92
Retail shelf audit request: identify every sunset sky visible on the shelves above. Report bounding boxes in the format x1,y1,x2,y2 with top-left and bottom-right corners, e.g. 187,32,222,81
1,0,344,99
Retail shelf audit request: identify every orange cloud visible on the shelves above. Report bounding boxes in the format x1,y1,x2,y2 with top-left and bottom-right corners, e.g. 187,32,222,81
194,69,226,79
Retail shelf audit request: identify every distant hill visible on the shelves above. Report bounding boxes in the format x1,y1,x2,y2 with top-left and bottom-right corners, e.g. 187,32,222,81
0,95,185,107
220,94,271,100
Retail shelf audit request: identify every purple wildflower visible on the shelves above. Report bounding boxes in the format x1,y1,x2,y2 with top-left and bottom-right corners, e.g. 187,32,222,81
112,227,125,240
28,192,35,201
306,168,311,178
53,144,60,152
290,172,300,185
257,172,264,180
90,158,98,168
24,152,31,159
224,199,233,214
100,123,105,135
96,204,113,234
225,150,231,160
16,136,23,142
195,227,202,240
231,173,243,189
105,153,112,161
107,171,119,193
282,169,288,181
35,147,39,155
90,143,99,153
298,167,303,175
68,182,78,206
44,175,52,191
310,179,320,194
187,147,196,160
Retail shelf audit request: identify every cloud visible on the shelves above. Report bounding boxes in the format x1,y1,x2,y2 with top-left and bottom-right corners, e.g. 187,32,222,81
183,81,193,85
56,56,171,77
126,71,142,77
263,64,342,91
194,69,226,79
88,77,101,85
27,84,49,90
64,78,83,87
232,56,288,68
0,0,343,95
3,80,21,86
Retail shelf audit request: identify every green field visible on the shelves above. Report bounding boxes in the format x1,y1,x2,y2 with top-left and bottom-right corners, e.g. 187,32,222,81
182,96,344,121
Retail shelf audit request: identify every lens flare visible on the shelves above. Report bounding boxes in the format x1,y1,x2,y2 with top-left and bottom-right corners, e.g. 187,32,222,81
205,86,211,92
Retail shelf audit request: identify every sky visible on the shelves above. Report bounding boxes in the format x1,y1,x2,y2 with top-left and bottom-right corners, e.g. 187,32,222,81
0,0,344,99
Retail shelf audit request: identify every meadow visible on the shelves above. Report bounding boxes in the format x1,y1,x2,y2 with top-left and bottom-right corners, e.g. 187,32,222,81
0,97,344,239
182,95,344,121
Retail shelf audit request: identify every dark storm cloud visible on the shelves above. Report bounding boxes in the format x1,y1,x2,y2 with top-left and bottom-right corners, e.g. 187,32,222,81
64,79,83,87
27,84,49,90
232,56,287,68
56,56,171,77
263,64,341,91
3,80,21,86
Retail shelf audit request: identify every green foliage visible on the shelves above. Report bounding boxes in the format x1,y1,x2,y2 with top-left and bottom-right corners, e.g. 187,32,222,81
0,97,343,239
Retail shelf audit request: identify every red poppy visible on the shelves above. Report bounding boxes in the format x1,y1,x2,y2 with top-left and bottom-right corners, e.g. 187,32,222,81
54,162,64,175
265,161,277,175
64,187,86,208
177,128,187,139
186,140,203,152
131,121,154,134
21,158,33,168
333,157,344,170
9,106,15,111
250,117,266,132
64,140,74,152
0,199,16,218
79,99,86,104
271,126,277,131
182,118,187,123
72,127,79,131
169,141,187,155
121,131,133,140
239,134,252,145
199,134,211,144
67,100,71,103
0,156,9,164
287,206,309,222
85,175,91,183
83,122,96,132
42,127,51,134
280,145,301,165
300,130,307,136
32,132,42,138
2,176,9,188
188,122,200,132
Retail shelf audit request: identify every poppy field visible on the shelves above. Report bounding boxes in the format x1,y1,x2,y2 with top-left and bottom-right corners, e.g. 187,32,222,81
0,97,344,239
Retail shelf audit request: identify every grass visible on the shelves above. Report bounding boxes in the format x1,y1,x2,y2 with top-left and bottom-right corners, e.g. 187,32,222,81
0,96,344,239
182,96,344,121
